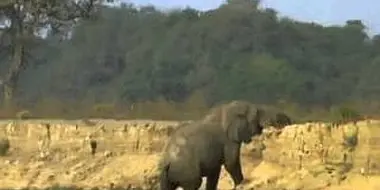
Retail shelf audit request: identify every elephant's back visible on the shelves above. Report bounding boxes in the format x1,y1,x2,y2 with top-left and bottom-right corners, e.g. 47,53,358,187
162,121,224,164
161,131,203,180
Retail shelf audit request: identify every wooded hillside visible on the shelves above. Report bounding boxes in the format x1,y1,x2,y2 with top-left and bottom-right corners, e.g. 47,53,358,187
1,1,379,120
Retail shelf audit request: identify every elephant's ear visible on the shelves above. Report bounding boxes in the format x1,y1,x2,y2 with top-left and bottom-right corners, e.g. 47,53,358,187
223,101,250,143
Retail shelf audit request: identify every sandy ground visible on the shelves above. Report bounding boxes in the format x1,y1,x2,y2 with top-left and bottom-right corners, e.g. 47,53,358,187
0,140,261,189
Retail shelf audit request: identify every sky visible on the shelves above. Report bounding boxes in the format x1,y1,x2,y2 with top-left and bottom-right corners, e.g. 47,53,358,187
120,0,379,35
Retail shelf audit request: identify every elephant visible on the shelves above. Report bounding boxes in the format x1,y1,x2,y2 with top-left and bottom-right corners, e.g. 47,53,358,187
158,100,265,190
260,107,292,129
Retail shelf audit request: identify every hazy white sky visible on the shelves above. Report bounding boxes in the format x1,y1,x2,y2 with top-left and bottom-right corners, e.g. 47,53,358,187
121,0,379,35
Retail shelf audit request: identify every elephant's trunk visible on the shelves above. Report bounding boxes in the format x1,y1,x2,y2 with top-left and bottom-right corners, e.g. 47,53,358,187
159,164,171,190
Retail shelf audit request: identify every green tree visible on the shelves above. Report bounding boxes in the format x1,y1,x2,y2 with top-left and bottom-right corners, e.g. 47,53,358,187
7,1,380,119
0,0,106,108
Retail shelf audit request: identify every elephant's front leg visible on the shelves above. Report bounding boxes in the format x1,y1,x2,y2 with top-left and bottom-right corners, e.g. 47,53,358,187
223,143,244,188
205,166,222,190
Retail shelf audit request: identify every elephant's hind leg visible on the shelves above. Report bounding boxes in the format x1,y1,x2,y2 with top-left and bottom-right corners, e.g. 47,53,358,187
205,166,222,190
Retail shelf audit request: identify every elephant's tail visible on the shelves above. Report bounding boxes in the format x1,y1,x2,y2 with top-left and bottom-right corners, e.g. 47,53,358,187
159,163,171,190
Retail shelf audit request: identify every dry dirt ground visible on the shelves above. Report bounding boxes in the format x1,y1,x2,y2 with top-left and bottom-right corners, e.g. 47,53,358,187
0,119,380,190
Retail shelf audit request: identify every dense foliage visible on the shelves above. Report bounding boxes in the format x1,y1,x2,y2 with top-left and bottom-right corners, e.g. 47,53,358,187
0,1,379,120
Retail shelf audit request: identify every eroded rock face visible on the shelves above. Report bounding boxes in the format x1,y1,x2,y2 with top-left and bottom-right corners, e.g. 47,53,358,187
261,120,380,175
236,120,380,190
0,119,182,154
1,119,380,189
2,119,380,172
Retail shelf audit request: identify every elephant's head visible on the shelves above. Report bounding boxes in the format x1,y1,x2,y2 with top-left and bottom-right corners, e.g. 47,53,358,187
220,101,264,144
248,105,264,136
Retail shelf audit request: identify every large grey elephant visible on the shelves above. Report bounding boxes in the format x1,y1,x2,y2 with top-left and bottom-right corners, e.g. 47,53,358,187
158,100,264,190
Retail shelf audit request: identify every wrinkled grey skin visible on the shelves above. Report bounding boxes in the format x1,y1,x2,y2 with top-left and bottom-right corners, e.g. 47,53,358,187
159,101,264,190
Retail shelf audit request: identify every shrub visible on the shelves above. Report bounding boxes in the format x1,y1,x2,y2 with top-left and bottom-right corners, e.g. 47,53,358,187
330,105,362,124
339,107,361,122
16,110,32,120
0,137,10,156
342,124,359,151
92,103,116,117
